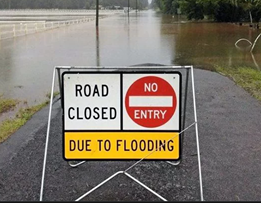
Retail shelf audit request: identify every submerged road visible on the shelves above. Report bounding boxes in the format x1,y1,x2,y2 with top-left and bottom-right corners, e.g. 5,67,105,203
0,67,261,201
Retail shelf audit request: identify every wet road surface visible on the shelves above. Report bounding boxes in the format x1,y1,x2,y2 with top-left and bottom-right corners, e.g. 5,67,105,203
0,68,261,201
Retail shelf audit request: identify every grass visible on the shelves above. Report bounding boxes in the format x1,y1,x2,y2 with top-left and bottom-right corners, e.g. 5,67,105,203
0,100,49,143
0,91,60,143
0,96,18,114
46,91,60,100
215,65,261,101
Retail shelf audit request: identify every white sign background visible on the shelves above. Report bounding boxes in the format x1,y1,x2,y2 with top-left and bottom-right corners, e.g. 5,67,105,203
63,73,121,130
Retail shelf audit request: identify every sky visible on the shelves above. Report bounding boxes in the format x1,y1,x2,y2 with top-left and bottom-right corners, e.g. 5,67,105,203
148,0,152,4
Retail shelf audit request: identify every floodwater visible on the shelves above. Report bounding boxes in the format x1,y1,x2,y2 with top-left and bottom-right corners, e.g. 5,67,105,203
0,10,260,106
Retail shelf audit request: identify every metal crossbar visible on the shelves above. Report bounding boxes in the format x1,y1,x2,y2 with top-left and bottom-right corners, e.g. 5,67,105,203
75,121,196,202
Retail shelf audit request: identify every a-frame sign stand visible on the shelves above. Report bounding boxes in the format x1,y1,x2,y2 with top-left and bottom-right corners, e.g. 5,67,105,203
39,65,204,201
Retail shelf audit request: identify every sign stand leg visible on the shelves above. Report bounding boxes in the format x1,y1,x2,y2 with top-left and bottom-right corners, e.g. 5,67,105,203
181,68,190,157
166,68,189,166
39,67,57,201
190,66,204,201
75,171,167,202
57,68,62,106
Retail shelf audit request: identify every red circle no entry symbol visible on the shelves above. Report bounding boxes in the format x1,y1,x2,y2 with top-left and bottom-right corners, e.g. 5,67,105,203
125,76,177,128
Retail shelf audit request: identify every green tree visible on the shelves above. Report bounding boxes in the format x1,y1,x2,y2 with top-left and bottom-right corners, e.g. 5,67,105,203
155,0,261,24
240,0,261,23
179,0,204,20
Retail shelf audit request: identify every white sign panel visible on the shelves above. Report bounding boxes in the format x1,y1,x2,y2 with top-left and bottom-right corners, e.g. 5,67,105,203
63,73,121,130
63,72,181,132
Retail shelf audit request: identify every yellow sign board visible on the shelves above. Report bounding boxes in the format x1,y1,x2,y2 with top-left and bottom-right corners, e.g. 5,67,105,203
64,132,179,160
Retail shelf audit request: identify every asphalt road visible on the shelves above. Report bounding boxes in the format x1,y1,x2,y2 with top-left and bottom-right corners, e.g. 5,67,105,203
0,68,261,201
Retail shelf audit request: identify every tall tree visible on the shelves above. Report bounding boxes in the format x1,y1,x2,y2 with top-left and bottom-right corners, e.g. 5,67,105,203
179,0,204,20
154,0,261,23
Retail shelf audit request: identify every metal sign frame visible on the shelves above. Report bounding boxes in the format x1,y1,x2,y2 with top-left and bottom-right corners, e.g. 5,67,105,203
62,71,182,161
39,65,204,201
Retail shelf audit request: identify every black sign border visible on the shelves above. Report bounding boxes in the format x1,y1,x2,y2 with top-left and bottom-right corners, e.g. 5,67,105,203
62,71,182,161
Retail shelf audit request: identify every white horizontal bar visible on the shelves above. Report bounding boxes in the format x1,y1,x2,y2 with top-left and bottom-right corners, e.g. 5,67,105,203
129,96,172,107
54,65,193,69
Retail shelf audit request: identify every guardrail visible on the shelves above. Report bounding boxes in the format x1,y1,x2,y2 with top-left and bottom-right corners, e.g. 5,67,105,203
0,16,105,40
0,9,123,15
0,9,122,12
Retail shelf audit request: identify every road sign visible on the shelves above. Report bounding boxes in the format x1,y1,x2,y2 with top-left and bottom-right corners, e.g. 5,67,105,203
125,76,177,128
62,72,181,160
123,73,181,131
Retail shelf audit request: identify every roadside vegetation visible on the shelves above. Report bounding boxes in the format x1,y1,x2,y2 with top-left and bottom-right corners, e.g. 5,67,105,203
0,101,48,143
216,66,261,101
0,96,18,114
0,92,59,143
151,0,261,27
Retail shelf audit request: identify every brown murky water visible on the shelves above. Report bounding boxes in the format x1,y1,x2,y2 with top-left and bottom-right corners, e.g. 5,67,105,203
0,10,260,106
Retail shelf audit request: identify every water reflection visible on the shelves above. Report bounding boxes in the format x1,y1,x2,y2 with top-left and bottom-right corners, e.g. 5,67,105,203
159,18,261,70
96,27,100,66
251,53,260,70
0,40,15,95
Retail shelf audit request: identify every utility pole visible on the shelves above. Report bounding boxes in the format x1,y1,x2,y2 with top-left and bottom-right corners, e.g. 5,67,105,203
96,0,99,27
96,27,100,66
136,0,138,12
128,0,130,17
